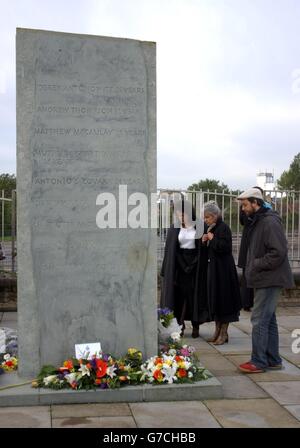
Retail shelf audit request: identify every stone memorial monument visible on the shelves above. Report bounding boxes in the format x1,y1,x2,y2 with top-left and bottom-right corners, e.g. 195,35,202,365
16,28,157,377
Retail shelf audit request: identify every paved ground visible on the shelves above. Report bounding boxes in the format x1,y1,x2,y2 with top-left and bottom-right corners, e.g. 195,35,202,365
0,308,300,428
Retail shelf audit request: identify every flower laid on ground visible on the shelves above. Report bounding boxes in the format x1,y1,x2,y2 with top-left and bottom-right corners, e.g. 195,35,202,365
157,308,175,328
35,343,210,391
140,350,210,385
35,351,142,391
1,353,18,372
157,308,183,345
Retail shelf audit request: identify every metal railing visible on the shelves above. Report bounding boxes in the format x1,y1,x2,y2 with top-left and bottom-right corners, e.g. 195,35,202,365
0,190,17,273
157,189,300,271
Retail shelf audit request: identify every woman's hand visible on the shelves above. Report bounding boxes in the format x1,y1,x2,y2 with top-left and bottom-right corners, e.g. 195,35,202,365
207,232,214,241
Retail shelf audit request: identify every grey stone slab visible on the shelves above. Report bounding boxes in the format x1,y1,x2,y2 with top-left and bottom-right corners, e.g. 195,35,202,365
142,376,223,402
279,334,297,347
52,416,137,428
217,375,268,399
0,406,51,428
280,349,300,367
204,398,300,428
130,401,221,428
51,402,132,418
196,353,244,377
257,381,300,405
212,337,252,355
227,356,300,381
0,385,39,407
277,316,300,330
199,324,249,339
284,405,300,421
1,312,17,322
16,28,157,378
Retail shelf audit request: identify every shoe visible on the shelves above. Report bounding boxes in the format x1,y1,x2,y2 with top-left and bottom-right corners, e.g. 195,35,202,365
267,364,284,370
192,327,199,338
213,323,229,345
207,321,221,343
238,362,265,373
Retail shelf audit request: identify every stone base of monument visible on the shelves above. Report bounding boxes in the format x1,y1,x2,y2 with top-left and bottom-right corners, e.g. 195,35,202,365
0,371,223,407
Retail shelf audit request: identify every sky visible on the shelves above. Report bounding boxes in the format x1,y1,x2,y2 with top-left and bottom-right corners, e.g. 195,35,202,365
1,0,300,190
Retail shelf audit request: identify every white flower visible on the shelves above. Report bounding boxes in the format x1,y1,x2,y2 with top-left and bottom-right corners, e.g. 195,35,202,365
170,332,181,342
65,372,81,385
107,365,117,378
188,372,194,378
3,354,11,361
168,349,177,356
162,365,177,384
43,375,57,386
78,364,91,377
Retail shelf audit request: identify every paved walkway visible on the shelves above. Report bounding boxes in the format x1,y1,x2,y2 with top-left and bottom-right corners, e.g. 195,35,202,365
0,308,300,428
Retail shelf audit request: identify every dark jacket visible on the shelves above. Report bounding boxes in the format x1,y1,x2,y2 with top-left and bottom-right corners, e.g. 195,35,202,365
160,222,209,323
245,209,294,289
205,218,242,320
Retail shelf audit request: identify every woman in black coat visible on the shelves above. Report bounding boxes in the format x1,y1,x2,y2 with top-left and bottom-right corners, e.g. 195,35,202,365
160,200,209,338
202,201,242,345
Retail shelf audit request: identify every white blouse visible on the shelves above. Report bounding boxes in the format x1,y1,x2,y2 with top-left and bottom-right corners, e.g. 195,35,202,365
178,226,196,249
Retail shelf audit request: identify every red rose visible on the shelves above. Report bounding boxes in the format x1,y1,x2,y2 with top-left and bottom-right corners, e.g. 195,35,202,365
177,368,187,378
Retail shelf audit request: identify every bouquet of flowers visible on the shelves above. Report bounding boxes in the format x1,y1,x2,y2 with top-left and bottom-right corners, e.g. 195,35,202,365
1,353,18,372
140,349,210,385
157,308,182,345
35,349,144,391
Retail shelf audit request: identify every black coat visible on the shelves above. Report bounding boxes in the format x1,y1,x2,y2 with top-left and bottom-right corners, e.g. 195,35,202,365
160,223,209,323
237,207,253,269
205,218,242,321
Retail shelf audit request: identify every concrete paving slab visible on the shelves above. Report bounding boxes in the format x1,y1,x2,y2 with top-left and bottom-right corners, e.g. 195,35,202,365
184,337,220,353
257,381,300,405
195,353,244,376
1,312,17,322
279,334,296,347
130,401,221,428
217,375,269,399
276,307,300,316
199,325,249,339
0,405,51,428
227,356,300,382
277,316,300,330
204,398,300,428
212,337,252,355
52,416,137,428
284,405,300,421
280,349,300,367
51,403,132,418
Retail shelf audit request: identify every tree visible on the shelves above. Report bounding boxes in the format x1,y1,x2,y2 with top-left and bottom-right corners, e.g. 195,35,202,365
277,153,300,191
187,178,231,193
0,174,16,197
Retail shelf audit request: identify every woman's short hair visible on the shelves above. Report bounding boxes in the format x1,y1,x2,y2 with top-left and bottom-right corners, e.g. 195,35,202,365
204,201,221,217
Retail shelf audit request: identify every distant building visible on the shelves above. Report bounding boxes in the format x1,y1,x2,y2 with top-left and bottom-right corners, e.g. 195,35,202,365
256,170,276,191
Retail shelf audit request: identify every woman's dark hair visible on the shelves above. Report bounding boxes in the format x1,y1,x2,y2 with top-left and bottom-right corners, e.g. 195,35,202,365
173,199,196,221
248,197,264,207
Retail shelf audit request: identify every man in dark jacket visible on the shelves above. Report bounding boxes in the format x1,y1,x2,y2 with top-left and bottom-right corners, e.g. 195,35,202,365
237,187,294,373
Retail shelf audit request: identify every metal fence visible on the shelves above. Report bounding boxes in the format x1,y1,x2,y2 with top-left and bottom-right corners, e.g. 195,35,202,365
157,189,300,271
0,190,17,273
1,188,299,273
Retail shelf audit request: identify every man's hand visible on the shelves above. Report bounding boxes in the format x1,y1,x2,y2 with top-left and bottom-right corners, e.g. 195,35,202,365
202,234,209,242
207,232,214,241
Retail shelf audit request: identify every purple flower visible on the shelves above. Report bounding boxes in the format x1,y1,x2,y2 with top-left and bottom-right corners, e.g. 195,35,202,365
102,354,110,362
90,358,97,369
100,382,108,389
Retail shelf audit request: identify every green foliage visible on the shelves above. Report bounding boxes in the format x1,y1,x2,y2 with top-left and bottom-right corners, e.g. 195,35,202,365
277,153,300,190
187,178,230,193
0,174,16,197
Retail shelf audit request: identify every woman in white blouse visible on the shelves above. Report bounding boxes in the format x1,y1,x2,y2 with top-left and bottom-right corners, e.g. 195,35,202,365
160,199,209,338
